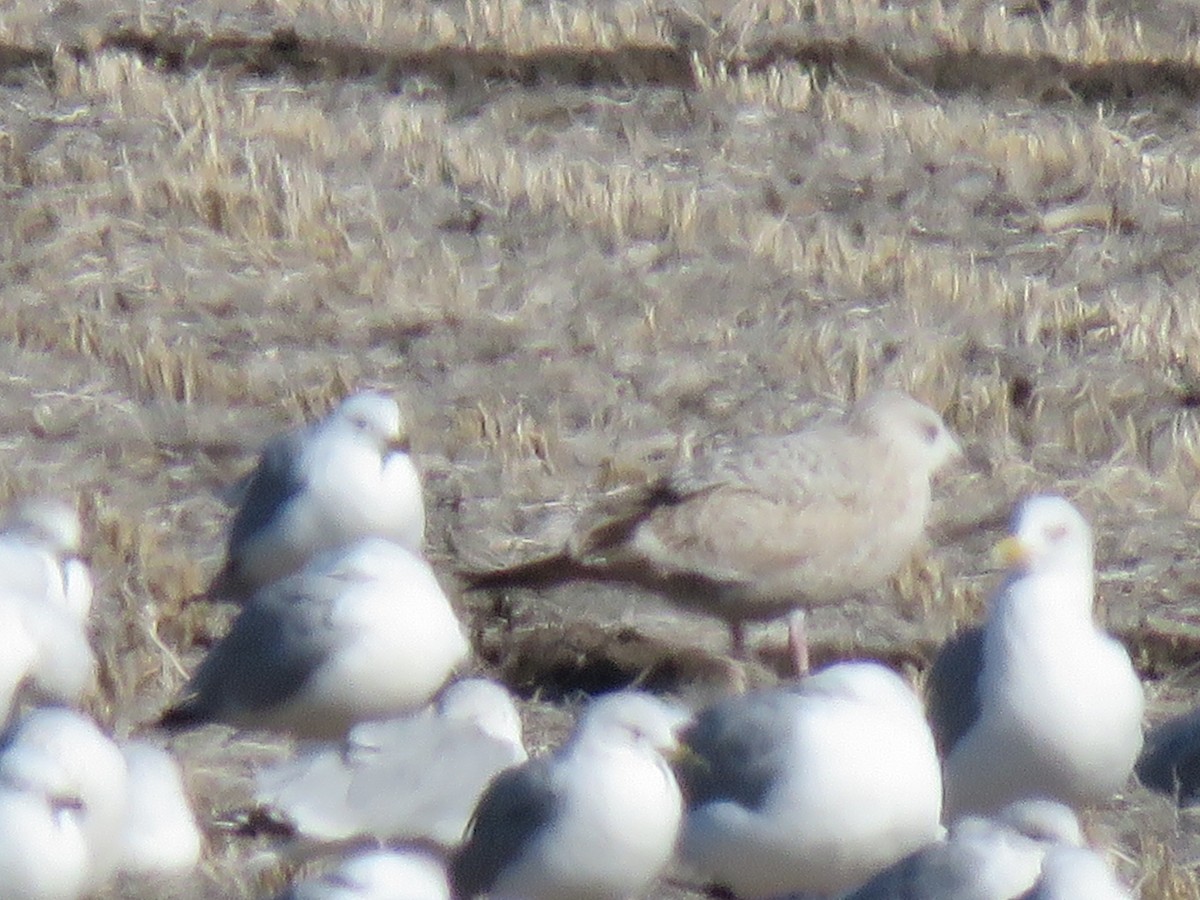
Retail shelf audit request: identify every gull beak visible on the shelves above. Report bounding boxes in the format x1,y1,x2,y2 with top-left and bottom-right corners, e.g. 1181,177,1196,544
387,434,412,454
993,535,1030,569
669,737,708,772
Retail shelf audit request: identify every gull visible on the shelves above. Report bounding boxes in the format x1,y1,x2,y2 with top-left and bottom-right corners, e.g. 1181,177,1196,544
278,848,451,900
464,390,959,670
0,498,92,622
0,707,129,898
161,538,469,740
927,495,1144,820
678,661,942,899
1135,704,1200,805
449,691,686,900
114,741,202,880
255,678,526,846
0,589,95,726
842,798,1091,900
1025,843,1132,900
209,391,425,600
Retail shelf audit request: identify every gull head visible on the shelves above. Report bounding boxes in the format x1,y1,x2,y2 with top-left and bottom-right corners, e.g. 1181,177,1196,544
577,692,691,759
5,498,83,556
335,392,410,454
996,495,1093,577
437,678,525,750
852,391,962,476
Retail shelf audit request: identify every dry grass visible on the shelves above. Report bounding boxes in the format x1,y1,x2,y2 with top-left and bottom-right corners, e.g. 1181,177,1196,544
0,0,1199,895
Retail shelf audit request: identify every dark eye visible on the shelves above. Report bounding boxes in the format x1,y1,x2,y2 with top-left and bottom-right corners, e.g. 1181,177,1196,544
922,422,940,443
1044,523,1069,543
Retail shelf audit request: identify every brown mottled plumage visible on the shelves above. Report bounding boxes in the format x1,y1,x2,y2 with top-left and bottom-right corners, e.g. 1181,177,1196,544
465,390,961,664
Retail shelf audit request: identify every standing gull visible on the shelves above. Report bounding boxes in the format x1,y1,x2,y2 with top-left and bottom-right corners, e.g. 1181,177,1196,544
161,538,469,740
209,391,425,600
449,691,686,900
465,390,959,669
678,661,943,899
928,495,1144,820
255,678,526,846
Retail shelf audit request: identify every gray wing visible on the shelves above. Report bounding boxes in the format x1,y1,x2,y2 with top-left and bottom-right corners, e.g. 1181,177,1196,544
160,582,333,730
843,842,991,900
450,758,561,898
1136,704,1200,805
228,430,308,557
680,689,796,810
926,626,985,758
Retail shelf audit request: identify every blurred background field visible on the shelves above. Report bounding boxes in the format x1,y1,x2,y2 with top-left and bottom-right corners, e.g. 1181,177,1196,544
3,0,1200,895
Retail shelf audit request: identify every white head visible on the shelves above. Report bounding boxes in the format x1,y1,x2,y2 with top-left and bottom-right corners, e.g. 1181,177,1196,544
998,495,1093,578
992,798,1084,846
438,679,525,751
310,849,450,899
799,660,924,718
4,499,83,556
333,392,408,454
851,391,961,476
574,692,690,758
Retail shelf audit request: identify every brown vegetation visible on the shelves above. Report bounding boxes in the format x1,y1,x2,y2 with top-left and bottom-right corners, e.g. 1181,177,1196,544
2,0,1200,894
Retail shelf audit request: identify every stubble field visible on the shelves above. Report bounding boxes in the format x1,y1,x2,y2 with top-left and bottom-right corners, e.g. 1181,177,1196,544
4,0,1200,895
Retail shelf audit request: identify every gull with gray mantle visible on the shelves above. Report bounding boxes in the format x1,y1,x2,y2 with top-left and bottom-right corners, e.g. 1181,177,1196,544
255,677,526,847
450,691,686,900
678,660,943,899
842,798,1130,900
465,390,960,670
161,537,469,741
208,391,425,600
927,494,1144,820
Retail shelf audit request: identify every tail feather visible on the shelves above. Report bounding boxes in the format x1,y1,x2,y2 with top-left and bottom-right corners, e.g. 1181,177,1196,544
460,553,599,593
157,697,209,733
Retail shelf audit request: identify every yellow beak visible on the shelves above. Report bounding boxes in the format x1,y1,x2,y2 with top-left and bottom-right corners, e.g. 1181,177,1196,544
993,535,1030,569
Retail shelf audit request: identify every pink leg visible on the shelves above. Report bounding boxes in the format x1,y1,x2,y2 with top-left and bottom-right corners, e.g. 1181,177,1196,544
788,609,810,676
730,622,747,659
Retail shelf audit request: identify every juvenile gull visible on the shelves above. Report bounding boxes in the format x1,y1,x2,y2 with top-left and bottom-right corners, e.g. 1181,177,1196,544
161,538,469,740
449,691,685,900
679,661,942,899
278,848,451,900
465,390,959,668
209,391,425,600
842,799,1088,900
928,495,1144,820
255,678,526,846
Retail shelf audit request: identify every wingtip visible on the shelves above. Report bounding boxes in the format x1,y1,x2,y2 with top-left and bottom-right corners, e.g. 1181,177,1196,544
156,699,207,734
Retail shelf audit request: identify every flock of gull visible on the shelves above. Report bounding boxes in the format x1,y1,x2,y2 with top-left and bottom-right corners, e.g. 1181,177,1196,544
2,388,1200,899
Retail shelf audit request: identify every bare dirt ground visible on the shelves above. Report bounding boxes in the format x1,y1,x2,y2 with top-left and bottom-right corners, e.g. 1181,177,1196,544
4,0,1200,895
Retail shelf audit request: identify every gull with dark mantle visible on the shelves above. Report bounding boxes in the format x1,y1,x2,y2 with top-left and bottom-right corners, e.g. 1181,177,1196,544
843,798,1131,900
677,660,943,899
464,390,960,670
208,391,425,600
449,691,686,900
161,538,469,741
927,495,1144,820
